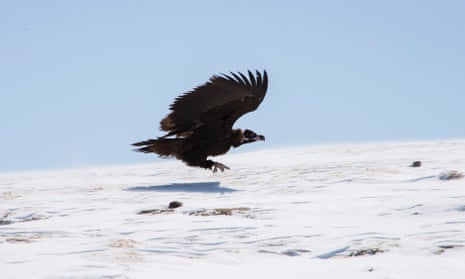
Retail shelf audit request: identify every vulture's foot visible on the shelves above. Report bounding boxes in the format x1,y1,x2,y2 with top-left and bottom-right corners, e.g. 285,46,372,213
212,161,230,173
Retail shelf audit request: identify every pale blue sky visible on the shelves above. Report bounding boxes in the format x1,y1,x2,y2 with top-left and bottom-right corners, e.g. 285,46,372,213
1,1,464,172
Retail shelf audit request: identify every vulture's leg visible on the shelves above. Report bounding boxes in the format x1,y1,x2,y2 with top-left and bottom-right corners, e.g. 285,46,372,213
210,161,230,173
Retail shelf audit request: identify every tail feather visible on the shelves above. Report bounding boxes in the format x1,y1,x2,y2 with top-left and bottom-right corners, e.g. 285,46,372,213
132,138,184,157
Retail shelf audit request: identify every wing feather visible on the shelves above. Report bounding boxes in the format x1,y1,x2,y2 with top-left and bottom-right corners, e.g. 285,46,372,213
160,70,268,137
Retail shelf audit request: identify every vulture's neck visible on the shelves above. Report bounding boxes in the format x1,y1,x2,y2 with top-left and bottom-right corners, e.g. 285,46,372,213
231,129,244,147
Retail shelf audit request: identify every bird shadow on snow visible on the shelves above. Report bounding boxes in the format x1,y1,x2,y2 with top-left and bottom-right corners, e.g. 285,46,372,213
126,181,238,193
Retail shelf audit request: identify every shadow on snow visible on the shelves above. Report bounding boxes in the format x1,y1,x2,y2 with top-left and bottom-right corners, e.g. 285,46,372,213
126,181,238,193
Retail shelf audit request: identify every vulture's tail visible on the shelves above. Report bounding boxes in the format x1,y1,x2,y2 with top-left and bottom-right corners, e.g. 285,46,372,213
132,138,184,157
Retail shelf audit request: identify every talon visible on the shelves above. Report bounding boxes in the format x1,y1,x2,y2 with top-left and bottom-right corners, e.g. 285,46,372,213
212,162,230,173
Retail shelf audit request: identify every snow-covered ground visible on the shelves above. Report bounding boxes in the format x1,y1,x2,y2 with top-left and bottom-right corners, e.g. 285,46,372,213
1,140,464,278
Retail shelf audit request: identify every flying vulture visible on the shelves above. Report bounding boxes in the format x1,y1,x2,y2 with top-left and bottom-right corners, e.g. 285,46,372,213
132,70,268,172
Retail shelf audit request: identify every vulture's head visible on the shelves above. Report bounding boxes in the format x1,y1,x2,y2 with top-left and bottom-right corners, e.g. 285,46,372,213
242,129,265,144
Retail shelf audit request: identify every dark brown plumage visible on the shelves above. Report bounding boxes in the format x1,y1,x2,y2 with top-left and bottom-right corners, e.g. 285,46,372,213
132,70,268,172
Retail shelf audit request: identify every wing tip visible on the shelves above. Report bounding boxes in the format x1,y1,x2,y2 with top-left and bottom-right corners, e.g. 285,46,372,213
218,69,268,91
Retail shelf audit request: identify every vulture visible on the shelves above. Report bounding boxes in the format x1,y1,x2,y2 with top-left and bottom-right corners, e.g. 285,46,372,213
132,70,268,172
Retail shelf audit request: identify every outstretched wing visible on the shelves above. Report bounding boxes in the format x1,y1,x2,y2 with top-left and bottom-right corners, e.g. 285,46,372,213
160,70,268,137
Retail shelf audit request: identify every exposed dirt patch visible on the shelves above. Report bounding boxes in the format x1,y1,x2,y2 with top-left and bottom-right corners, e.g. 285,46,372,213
5,234,42,243
347,247,385,257
137,209,174,215
109,239,139,249
137,201,183,215
189,207,251,217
